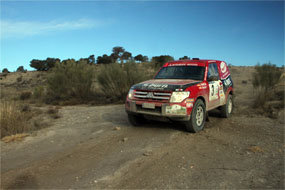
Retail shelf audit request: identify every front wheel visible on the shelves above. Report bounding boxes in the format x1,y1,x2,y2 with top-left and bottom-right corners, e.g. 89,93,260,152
221,94,233,118
184,99,206,133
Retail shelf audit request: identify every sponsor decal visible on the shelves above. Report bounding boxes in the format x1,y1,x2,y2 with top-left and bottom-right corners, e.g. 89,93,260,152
186,103,193,108
197,82,207,89
220,62,230,80
197,82,207,87
143,83,168,89
223,77,232,86
168,63,198,67
133,81,200,91
219,90,225,104
220,62,227,73
166,105,187,115
186,98,195,103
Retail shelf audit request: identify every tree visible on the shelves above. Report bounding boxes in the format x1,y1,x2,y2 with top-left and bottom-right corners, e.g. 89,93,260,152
62,59,76,65
30,59,45,71
46,58,60,69
112,46,125,63
151,55,174,67
134,54,149,63
134,54,143,62
88,55,95,64
16,66,26,72
179,56,190,60
30,58,60,71
2,68,9,73
142,56,149,62
122,51,132,62
97,54,113,64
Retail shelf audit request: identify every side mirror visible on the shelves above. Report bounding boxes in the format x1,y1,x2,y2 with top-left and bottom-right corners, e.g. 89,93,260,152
208,75,219,81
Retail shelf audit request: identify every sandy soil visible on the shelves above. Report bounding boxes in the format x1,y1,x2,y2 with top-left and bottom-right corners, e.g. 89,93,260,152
1,67,284,189
1,105,284,189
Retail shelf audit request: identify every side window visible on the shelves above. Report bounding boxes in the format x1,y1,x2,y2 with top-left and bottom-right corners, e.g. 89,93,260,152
207,63,219,80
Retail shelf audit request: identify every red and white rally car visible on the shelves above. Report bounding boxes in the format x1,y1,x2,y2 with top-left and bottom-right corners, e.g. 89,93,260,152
125,58,234,133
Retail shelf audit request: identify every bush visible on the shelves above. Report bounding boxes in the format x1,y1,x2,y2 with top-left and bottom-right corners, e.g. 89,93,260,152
252,63,282,108
252,63,282,92
20,91,32,100
30,58,60,71
16,66,26,72
33,86,44,99
151,55,174,68
46,63,94,103
97,62,151,101
17,76,23,82
0,101,29,138
2,68,9,73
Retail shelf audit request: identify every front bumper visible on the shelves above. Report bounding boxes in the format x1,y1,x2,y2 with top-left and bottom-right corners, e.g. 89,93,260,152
126,100,191,121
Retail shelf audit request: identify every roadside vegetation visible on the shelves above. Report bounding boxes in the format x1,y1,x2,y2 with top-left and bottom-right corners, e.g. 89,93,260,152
1,46,284,139
46,63,94,104
0,101,31,138
252,63,284,117
97,62,153,102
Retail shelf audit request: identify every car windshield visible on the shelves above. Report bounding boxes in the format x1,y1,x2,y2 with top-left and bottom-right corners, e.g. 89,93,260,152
155,66,205,80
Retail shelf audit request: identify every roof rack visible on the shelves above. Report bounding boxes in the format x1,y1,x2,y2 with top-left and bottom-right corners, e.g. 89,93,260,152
192,58,199,60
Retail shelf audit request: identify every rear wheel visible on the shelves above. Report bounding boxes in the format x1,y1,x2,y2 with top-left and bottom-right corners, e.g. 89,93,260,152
184,99,206,133
128,114,145,126
221,94,233,118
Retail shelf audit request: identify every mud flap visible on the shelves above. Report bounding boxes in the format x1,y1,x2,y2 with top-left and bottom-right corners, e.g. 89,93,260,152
206,111,210,122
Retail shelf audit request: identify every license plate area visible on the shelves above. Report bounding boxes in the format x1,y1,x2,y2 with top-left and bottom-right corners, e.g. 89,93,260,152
142,103,155,109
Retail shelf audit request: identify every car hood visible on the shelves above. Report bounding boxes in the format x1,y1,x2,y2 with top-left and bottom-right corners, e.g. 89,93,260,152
132,79,201,91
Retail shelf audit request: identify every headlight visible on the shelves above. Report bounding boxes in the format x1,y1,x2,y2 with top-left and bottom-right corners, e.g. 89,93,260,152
128,89,134,99
170,91,190,103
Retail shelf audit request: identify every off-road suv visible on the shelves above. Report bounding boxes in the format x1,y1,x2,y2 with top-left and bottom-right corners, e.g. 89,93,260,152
125,58,234,132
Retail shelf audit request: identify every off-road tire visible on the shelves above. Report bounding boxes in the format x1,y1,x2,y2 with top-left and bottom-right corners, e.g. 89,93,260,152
185,99,206,133
128,114,145,126
221,94,233,118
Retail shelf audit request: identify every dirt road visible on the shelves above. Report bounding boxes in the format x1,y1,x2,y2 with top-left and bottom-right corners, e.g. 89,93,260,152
1,104,284,189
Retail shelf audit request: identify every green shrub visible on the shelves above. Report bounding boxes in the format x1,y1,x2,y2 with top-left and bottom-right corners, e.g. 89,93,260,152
20,91,32,100
46,63,94,103
33,86,44,99
252,63,282,92
97,62,151,101
151,55,174,68
252,63,282,108
16,66,26,73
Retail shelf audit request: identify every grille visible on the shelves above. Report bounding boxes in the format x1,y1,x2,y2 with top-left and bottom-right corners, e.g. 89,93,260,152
134,90,171,101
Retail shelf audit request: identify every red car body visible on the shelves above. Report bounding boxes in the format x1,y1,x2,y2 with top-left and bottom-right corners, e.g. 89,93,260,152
125,59,234,131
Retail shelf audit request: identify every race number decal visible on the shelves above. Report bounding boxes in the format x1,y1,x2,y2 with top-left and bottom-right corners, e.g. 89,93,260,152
208,81,219,101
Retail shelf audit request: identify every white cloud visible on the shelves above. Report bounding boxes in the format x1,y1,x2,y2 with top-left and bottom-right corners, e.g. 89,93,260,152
1,18,106,39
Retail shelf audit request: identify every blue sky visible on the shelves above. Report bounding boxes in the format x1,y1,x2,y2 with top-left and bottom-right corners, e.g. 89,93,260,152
1,1,284,71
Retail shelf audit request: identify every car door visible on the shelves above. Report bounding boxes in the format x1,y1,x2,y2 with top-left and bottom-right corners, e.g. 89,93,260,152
207,63,221,109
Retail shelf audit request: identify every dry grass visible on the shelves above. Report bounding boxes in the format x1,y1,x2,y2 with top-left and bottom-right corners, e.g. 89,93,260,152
248,146,264,153
0,101,31,138
2,133,29,143
47,107,61,119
